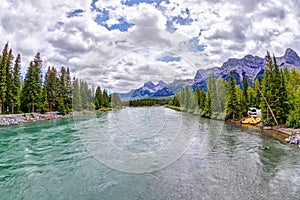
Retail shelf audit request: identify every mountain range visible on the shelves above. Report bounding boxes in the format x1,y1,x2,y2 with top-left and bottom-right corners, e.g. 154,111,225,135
118,48,300,100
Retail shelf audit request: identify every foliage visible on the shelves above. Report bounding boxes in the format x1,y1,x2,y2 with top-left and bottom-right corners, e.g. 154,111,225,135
11,54,21,113
110,93,122,108
260,52,288,125
226,71,238,119
21,52,43,113
129,98,163,106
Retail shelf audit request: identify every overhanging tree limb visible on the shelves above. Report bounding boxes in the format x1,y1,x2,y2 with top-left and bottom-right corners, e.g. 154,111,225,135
252,78,278,125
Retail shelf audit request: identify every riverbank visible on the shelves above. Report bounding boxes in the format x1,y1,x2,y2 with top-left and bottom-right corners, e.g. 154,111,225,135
0,112,73,127
0,107,119,127
164,105,300,147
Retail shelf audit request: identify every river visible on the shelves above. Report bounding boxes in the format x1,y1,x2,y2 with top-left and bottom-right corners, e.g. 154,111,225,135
0,107,299,200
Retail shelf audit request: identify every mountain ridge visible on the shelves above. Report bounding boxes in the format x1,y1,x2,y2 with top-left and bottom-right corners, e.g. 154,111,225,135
118,48,300,100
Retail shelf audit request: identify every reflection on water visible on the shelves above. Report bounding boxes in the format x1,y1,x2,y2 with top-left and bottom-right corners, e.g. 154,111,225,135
0,107,299,200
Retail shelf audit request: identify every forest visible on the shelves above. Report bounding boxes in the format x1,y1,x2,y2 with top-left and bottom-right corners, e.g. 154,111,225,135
1,41,300,128
0,42,120,115
171,51,300,128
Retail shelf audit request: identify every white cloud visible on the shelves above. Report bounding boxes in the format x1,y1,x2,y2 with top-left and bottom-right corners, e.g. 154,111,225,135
0,0,299,92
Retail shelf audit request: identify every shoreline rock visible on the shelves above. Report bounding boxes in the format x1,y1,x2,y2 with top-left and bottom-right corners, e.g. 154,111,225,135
0,112,73,127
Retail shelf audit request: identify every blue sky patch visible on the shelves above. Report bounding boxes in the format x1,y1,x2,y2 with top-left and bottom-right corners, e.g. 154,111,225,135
91,0,100,11
95,11,134,32
122,0,169,6
94,9,110,26
156,52,181,63
166,19,177,32
107,17,134,32
67,9,84,18
166,8,193,32
188,37,206,52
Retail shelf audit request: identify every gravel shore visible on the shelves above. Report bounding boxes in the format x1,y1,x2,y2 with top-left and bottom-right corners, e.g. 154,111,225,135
0,112,72,126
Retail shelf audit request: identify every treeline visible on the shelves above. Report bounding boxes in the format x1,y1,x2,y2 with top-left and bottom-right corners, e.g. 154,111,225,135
129,98,164,107
0,42,121,114
172,51,300,128
94,87,122,109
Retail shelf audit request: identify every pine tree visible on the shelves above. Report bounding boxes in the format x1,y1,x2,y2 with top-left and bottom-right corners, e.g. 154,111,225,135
226,71,238,119
40,83,49,113
197,88,206,111
45,66,58,111
287,86,300,128
216,78,227,113
94,86,103,110
204,90,211,117
260,52,286,125
235,85,243,119
253,79,262,108
110,93,122,108
11,54,21,114
183,86,190,111
285,67,300,127
242,77,249,115
0,42,9,114
65,68,72,113
56,66,72,114
4,49,13,113
21,52,43,113
57,66,66,113
172,95,180,107
79,80,94,110
277,70,288,124
72,78,82,111
208,73,220,113
102,89,109,108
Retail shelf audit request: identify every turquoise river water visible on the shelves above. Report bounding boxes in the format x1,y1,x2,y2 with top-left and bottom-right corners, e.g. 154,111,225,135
0,107,299,200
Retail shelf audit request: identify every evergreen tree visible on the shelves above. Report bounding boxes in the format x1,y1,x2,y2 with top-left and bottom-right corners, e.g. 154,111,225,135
287,86,300,128
102,89,109,108
110,93,122,108
247,87,256,108
56,66,72,114
40,83,49,113
188,92,198,111
21,52,43,112
72,78,82,111
197,88,206,111
65,68,72,113
95,86,103,110
226,71,238,119
45,66,58,111
4,49,13,113
277,70,288,124
208,73,220,113
172,95,180,107
253,79,262,108
183,86,190,111
260,52,287,125
11,54,21,114
242,77,249,115
278,67,300,127
0,42,9,114
235,85,243,119
216,78,227,113
204,90,211,117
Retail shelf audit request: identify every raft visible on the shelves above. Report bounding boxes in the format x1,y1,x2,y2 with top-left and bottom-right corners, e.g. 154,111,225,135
242,117,251,124
249,117,261,125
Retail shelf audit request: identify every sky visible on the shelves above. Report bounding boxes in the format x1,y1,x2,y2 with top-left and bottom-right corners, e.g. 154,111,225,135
0,0,300,92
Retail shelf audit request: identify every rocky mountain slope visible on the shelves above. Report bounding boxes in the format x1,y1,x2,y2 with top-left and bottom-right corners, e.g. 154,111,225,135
118,48,300,100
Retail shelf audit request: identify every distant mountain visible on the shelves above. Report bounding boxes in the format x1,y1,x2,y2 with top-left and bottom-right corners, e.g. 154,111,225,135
119,48,300,100
118,80,175,100
193,48,300,90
